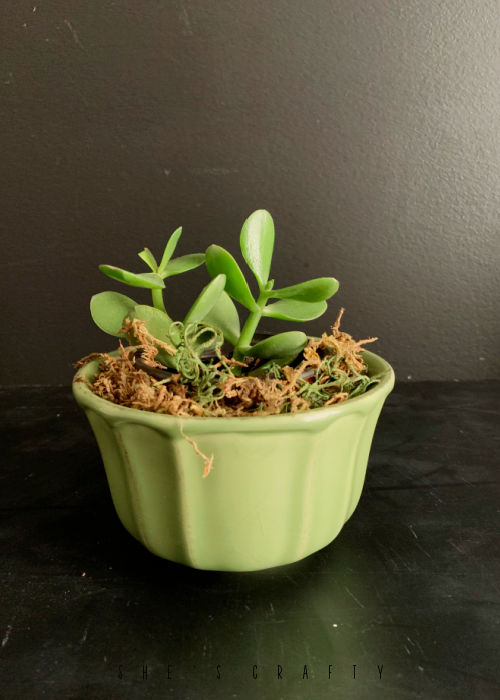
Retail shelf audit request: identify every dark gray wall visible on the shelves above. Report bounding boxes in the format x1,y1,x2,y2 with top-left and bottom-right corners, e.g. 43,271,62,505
2,0,499,384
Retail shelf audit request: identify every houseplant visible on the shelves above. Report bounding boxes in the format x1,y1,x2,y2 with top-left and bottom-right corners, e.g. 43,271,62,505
73,210,394,571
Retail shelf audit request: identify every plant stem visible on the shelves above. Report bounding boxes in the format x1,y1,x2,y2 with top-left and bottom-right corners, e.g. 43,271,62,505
151,288,173,322
234,291,269,360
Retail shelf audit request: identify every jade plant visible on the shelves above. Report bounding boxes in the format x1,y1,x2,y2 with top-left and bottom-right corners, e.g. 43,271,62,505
90,225,227,367
90,209,339,371
204,209,338,366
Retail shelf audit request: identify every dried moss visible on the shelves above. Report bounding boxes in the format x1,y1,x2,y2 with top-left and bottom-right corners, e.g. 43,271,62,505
75,309,378,418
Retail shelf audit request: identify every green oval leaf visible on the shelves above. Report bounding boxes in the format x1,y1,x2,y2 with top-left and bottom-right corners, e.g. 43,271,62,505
263,299,327,322
202,290,241,346
99,265,165,290
163,253,205,277
245,331,307,361
183,274,226,324
158,226,182,274
138,247,158,271
205,245,256,310
240,209,275,289
90,291,137,337
272,277,339,302
127,305,174,341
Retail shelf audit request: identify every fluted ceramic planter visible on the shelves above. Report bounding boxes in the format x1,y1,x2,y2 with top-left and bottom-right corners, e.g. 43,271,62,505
73,349,394,571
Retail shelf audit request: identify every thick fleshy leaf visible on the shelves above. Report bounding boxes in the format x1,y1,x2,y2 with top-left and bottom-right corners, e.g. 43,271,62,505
99,265,165,290
90,291,137,337
205,245,256,310
263,299,327,322
158,226,182,274
272,277,339,302
126,305,177,368
240,209,274,289
244,331,307,361
163,253,205,277
138,247,158,271
127,305,174,340
183,274,226,324
202,290,241,346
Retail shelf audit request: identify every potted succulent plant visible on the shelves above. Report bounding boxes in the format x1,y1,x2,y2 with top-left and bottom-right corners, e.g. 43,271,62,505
73,210,394,571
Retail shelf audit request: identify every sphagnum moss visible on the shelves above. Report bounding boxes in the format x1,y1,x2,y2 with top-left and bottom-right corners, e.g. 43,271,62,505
76,308,379,418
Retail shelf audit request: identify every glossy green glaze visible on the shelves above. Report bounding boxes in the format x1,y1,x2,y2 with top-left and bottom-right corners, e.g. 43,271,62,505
72,350,394,571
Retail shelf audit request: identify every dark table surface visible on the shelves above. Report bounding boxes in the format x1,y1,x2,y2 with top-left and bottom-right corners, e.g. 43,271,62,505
0,381,499,699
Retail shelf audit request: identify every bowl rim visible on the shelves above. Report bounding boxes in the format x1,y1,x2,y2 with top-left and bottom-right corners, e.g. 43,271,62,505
73,348,395,429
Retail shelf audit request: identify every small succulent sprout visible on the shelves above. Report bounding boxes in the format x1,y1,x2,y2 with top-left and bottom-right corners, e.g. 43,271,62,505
157,226,206,279
97,226,205,314
92,226,206,338
91,230,229,369
204,209,339,363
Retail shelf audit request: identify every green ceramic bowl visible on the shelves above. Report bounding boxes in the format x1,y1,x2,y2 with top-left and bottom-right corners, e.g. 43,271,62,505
73,350,394,571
